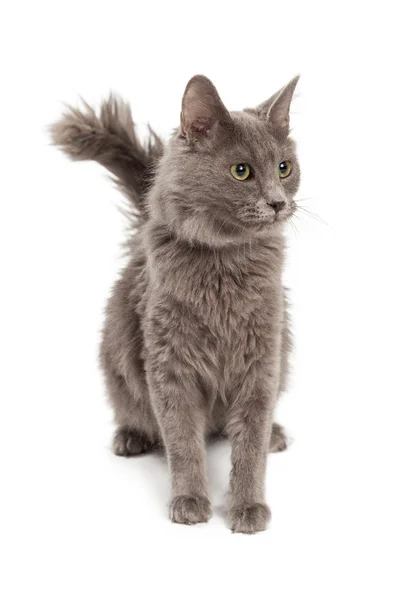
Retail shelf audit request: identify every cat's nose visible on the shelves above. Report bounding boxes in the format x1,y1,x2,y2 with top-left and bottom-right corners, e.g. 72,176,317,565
268,200,285,213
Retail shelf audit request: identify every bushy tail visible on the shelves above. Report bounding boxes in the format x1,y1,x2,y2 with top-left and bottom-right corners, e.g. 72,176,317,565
50,95,163,221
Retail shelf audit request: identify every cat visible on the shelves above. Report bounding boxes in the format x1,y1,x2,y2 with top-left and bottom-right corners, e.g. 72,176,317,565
50,74,300,534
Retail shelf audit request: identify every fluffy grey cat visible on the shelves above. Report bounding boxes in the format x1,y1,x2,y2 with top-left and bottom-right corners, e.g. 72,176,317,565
51,74,300,534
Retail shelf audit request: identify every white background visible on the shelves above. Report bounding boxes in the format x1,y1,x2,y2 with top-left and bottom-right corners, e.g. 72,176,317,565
1,1,399,598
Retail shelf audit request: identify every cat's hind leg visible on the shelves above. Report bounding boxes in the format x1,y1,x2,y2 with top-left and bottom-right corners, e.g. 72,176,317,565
102,355,162,457
269,423,289,453
267,292,292,454
113,425,161,457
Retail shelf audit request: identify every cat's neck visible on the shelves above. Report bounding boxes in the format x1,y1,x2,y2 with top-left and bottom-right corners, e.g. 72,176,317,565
144,219,285,309
145,219,286,274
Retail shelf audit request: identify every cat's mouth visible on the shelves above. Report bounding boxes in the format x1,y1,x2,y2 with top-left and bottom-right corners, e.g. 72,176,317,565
242,208,293,230
274,202,297,223
238,198,296,231
274,211,291,223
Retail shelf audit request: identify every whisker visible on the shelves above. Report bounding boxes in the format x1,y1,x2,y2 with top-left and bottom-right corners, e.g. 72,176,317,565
296,205,328,226
291,213,303,225
288,216,299,237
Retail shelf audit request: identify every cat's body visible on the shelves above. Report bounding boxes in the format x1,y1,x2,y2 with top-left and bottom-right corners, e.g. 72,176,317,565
51,75,300,533
102,225,290,444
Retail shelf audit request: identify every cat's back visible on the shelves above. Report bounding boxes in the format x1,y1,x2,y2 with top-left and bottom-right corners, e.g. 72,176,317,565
101,230,149,372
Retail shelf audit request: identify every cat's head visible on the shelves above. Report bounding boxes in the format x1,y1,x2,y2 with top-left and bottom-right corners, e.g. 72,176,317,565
151,75,300,246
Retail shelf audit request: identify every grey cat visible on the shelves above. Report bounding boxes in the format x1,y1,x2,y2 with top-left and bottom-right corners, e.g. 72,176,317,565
51,74,300,534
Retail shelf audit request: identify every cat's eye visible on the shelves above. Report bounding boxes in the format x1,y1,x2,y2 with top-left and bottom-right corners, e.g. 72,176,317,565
279,160,292,178
230,163,252,181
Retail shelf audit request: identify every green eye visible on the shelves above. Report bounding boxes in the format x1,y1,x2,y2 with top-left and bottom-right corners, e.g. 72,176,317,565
279,160,292,178
230,163,251,181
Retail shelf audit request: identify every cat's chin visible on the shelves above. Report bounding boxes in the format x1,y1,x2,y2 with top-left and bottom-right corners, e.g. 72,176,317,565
241,217,287,234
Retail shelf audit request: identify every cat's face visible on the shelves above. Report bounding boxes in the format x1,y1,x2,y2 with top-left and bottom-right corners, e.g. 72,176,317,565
152,75,300,246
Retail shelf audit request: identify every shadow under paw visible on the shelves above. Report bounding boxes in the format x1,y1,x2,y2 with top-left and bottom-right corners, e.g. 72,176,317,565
229,503,271,534
169,495,212,525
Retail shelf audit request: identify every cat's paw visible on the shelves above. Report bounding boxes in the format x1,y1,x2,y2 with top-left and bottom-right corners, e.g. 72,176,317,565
169,495,212,525
269,423,289,453
229,502,271,534
113,426,151,457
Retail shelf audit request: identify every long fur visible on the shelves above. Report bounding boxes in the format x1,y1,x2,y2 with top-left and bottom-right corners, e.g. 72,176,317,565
51,75,300,534
50,95,163,222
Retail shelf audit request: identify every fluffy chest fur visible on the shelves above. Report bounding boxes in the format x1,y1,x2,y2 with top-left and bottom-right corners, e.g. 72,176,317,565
143,223,285,403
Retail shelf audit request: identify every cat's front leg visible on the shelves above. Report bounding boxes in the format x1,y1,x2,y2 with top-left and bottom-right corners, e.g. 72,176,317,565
146,363,211,526
226,374,279,534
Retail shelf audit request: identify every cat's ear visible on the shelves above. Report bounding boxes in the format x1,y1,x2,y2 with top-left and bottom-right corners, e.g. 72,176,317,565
254,75,299,137
180,75,233,139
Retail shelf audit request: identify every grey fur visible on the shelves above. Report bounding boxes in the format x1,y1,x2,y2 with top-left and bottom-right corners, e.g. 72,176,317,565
49,95,163,222
51,74,300,534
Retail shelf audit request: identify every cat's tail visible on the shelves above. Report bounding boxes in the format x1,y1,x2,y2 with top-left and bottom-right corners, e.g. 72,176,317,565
49,95,163,221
